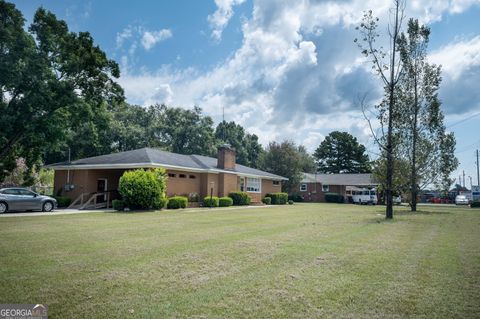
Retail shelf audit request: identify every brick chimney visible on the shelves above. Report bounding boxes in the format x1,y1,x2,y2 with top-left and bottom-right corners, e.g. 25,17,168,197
217,144,236,170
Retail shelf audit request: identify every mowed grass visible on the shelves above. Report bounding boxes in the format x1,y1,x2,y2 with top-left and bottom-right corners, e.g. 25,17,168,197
0,204,479,318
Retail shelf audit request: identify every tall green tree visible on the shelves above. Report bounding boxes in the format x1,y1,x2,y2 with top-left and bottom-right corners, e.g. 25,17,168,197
313,131,371,174
0,2,123,182
149,105,216,156
298,145,316,174
356,0,404,219
259,140,304,193
397,19,458,211
215,121,264,168
435,133,458,197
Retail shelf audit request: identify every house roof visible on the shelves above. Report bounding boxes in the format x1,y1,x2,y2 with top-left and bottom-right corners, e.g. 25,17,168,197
301,173,378,186
46,148,287,180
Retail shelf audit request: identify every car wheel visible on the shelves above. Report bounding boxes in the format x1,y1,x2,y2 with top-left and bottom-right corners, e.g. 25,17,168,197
0,202,7,213
42,201,54,212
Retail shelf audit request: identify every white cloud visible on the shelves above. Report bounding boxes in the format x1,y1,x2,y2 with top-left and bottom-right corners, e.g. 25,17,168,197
429,35,480,80
208,0,246,41
119,0,480,152
116,25,172,54
141,29,173,50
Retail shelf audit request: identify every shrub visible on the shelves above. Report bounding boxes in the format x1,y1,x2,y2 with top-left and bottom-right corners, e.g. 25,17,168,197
203,196,219,207
188,192,199,202
262,197,272,205
288,200,294,205
118,168,168,210
325,192,344,203
53,196,71,208
167,196,188,209
228,191,251,206
288,194,304,202
219,197,233,207
112,199,125,211
471,201,480,208
267,192,289,205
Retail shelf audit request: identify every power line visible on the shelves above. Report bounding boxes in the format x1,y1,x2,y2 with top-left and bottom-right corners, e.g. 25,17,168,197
455,140,480,154
447,111,480,129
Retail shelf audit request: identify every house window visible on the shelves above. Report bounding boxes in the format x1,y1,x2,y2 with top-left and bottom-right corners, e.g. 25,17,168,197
322,185,329,192
273,180,280,186
168,173,176,178
189,175,196,179
179,174,186,178
300,184,307,192
246,177,261,193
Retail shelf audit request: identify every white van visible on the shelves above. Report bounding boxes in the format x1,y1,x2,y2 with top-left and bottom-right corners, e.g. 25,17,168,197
346,187,378,205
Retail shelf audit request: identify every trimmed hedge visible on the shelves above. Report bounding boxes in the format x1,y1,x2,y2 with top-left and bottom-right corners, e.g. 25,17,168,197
203,196,219,207
112,199,125,211
471,201,480,208
288,194,304,202
219,197,233,207
167,196,188,209
118,168,168,210
262,197,272,205
228,191,251,206
288,200,294,205
267,192,289,205
53,196,71,208
325,192,344,203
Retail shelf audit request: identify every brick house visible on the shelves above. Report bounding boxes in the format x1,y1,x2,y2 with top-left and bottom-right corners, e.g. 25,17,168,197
48,145,286,206
298,173,378,202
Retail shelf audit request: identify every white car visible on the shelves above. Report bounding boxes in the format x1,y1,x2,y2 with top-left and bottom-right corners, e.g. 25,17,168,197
393,196,402,205
455,195,469,205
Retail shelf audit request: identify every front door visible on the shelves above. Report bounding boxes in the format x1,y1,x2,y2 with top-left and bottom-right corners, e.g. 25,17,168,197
97,179,107,203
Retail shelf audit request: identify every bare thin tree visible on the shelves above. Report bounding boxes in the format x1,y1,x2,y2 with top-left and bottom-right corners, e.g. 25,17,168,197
356,0,405,219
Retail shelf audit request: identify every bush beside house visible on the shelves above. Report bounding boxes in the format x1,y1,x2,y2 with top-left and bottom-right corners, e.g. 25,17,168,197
53,196,71,208
203,196,219,207
471,201,480,208
288,194,304,202
219,197,233,207
267,192,289,205
228,191,251,206
262,197,272,205
325,193,344,203
118,168,168,210
112,199,125,211
167,196,188,209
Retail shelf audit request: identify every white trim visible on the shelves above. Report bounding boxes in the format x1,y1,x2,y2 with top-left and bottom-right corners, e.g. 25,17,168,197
300,183,307,192
322,184,329,192
48,163,288,180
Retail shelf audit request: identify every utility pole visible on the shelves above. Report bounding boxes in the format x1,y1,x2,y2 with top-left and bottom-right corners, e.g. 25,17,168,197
468,176,473,189
463,170,466,187
476,149,479,186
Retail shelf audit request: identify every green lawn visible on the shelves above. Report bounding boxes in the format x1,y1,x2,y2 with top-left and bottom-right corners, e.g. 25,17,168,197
0,204,479,318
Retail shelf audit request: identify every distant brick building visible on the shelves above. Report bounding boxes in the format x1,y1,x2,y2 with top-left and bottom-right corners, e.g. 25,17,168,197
297,173,378,202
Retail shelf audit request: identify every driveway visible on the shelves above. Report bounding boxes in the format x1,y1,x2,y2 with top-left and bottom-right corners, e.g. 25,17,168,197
0,208,114,217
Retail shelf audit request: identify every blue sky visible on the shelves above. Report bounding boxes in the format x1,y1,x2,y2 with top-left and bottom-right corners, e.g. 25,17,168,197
12,0,480,187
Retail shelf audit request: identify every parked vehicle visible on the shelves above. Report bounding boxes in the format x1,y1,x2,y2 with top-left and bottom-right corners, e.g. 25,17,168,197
455,195,470,205
393,196,402,205
346,187,378,205
0,188,57,213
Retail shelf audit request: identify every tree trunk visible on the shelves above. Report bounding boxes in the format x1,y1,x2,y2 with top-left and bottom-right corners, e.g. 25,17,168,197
410,74,418,212
385,0,400,220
